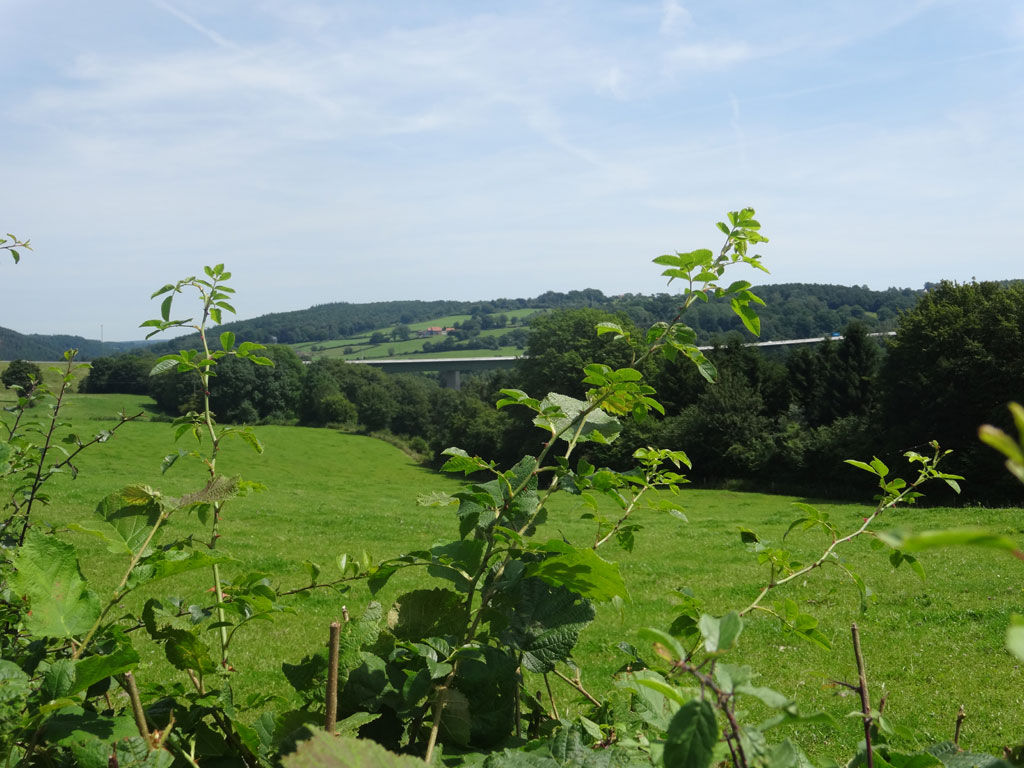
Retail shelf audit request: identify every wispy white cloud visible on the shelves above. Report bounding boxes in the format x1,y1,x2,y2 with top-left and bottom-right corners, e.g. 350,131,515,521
151,0,239,50
2,0,1023,337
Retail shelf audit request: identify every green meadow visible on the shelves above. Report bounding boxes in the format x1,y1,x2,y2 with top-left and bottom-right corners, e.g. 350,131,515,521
290,307,542,360
4,387,1024,759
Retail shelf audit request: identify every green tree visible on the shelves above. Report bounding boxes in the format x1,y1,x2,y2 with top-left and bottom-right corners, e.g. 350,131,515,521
880,280,1024,502
1,359,42,392
517,308,642,399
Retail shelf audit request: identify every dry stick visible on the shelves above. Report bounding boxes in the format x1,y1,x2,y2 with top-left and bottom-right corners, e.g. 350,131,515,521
954,704,966,747
851,624,873,768
325,621,341,734
342,605,350,622
125,672,152,747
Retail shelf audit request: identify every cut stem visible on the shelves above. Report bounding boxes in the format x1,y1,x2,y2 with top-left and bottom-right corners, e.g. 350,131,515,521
325,621,341,734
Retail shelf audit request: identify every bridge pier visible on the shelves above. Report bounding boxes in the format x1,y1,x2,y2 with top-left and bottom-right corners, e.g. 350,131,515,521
440,369,462,390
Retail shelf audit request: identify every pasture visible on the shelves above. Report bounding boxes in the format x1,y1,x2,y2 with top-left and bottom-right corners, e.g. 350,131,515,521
289,307,541,360
3,387,1023,760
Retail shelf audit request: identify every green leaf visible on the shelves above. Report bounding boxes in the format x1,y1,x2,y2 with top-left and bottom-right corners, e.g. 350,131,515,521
877,528,1022,555
638,627,687,663
13,530,101,638
43,659,78,700
664,699,718,768
440,447,494,475
525,541,629,602
730,297,761,336
698,611,742,654
535,393,622,444
220,331,236,352
1007,614,1024,662
282,731,426,768
71,635,139,694
127,549,235,590
504,579,596,673
149,357,180,376
163,628,217,674
387,588,467,640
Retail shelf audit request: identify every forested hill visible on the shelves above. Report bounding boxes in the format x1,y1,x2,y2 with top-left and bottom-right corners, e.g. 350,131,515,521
149,283,923,352
3,282,924,360
0,327,151,362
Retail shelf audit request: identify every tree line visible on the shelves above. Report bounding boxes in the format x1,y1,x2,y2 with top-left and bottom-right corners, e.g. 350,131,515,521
74,280,1024,504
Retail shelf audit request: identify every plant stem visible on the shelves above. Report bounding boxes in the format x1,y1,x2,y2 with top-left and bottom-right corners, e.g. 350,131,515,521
424,692,444,764
851,623,873,768
124,672,152,746
17,357,74,544
544,674,560,720
551,667,600,707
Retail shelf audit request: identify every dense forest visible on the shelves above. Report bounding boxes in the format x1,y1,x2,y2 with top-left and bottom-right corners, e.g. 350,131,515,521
0,328,150,362
151,283,923,350
73,280,1024,505
2,282,922,361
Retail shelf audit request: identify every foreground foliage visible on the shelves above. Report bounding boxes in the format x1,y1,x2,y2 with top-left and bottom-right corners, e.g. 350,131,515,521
2,214,1022,768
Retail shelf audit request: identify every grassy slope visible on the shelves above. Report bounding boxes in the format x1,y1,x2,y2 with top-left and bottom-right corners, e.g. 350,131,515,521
290,308,543,360
4,391,1023,758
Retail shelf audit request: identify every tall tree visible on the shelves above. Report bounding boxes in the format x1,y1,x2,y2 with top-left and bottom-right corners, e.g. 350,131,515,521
879,280,1024,501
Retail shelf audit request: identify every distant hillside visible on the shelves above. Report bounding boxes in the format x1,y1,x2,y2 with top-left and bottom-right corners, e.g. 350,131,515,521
0,326,152,362
149,283,925,353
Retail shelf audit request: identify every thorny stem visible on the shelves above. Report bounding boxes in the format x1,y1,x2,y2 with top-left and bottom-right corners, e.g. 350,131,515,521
16,359,76,545
739,477,927,617
594,486,650,549
674,659,747,768
195,297,231,667
852,624,874,768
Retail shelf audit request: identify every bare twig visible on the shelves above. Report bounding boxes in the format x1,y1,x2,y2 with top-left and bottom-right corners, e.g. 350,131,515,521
955,704,966,747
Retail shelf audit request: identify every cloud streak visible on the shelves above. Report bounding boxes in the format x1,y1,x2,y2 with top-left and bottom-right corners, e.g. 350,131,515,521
1,0,1021,338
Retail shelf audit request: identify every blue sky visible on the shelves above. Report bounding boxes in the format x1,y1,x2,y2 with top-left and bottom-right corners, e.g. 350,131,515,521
2,0,1022,340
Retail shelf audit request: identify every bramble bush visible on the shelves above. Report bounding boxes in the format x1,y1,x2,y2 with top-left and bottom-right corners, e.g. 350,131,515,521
2,213,1022,768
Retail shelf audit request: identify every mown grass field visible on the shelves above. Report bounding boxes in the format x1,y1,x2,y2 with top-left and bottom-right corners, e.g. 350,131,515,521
289,307,543,360
3,387,1024,760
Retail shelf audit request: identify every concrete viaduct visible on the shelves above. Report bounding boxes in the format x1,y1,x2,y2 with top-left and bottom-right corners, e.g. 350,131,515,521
343,332,893,389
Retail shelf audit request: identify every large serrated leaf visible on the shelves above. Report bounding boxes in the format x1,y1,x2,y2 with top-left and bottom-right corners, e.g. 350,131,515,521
14,530,101,638
283,732,425,768
525,541,628,603
504,579,596,673
535,393,622,444
664,699,718,768
175,475,242,507
387,588,467,640
83,488,165,554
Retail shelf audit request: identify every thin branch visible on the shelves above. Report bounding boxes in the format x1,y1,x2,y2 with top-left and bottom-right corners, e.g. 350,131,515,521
551,667,600,707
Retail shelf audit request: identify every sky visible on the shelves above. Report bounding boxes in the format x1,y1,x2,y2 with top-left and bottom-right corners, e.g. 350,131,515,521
2,0,1022,341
